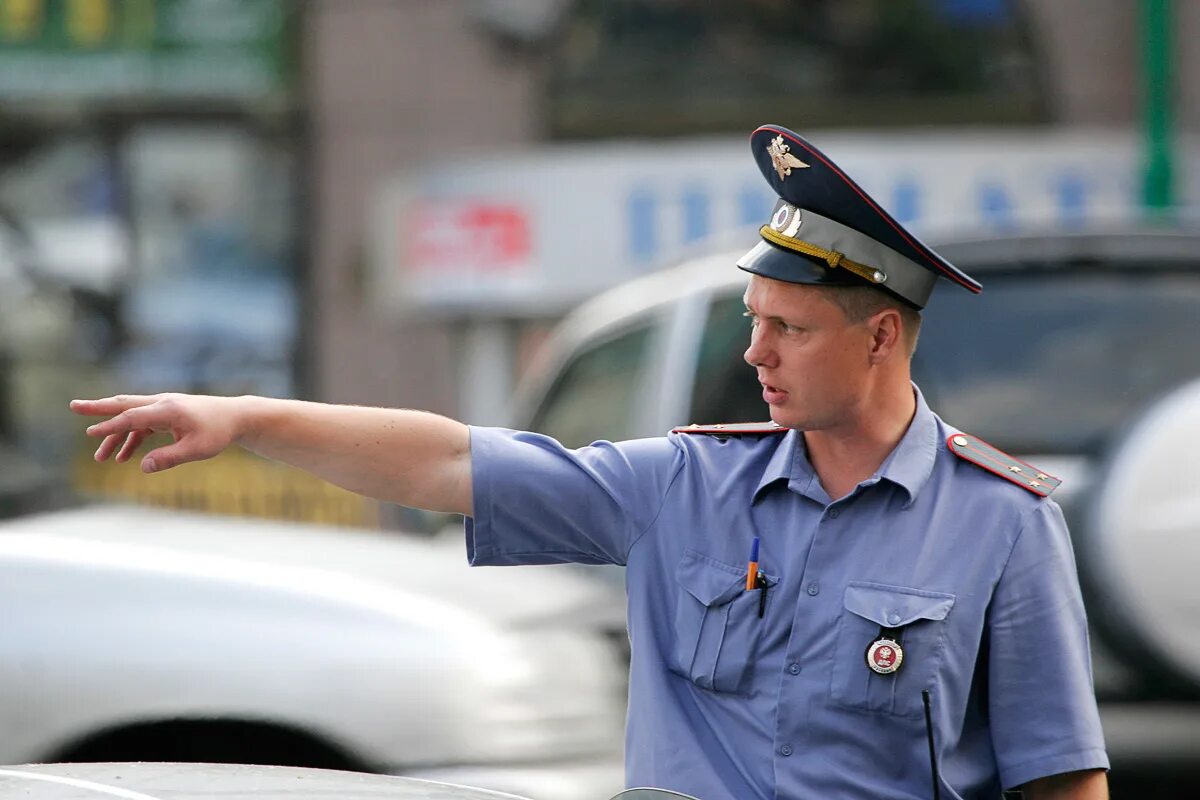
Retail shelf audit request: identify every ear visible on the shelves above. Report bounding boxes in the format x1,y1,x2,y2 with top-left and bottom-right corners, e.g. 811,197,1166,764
867,308,904,363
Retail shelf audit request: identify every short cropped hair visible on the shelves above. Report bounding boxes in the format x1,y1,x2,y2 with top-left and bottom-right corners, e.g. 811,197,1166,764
821,285,922,356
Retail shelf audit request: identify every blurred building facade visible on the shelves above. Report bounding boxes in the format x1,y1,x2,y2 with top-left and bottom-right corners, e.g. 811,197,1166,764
305,0,1200,418
0,0,326,518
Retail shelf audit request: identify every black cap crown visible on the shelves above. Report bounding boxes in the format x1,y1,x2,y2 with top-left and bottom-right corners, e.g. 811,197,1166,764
737,125,981,309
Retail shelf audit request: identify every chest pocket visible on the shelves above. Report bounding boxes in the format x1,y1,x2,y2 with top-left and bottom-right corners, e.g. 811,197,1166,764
830,582,956,718
670,549,777,694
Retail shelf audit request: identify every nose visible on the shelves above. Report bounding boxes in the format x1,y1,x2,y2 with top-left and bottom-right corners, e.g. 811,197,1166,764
744,324,777,369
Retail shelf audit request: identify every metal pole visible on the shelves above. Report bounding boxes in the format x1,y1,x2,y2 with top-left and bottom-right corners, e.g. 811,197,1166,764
459,318,517,428
1141,0,1174,216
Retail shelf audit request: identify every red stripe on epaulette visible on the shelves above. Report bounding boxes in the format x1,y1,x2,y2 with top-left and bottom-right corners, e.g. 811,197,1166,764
672,422,789,435
946,433,1061,497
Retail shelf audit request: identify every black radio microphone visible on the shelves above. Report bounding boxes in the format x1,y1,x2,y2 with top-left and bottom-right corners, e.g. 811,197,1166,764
922,689,941,800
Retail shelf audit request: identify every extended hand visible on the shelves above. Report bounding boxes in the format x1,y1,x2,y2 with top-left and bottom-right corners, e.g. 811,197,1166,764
70,394,243,474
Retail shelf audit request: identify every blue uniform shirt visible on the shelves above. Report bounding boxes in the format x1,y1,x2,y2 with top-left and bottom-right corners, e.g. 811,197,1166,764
466,389,1108,799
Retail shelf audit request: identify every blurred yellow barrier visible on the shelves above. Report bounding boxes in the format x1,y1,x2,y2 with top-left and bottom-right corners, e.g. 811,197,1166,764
71,436,379,528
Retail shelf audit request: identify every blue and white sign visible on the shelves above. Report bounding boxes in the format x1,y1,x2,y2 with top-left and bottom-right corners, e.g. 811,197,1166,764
371,129,1198,316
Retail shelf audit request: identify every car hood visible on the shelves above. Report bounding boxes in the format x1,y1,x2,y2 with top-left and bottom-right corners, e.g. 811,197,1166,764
0,763,529,800
0,505,625,630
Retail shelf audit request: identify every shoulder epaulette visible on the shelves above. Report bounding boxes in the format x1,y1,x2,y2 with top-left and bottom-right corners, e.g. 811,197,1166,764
947,433,1061,497
671,422,789,436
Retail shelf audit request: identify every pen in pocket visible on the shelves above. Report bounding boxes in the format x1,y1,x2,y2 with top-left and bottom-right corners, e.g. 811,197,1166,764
746,537,760,590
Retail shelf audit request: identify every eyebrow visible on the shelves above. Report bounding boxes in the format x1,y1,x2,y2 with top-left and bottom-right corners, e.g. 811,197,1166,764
743,299,794,324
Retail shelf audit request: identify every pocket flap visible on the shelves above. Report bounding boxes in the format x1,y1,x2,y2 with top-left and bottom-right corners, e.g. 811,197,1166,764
676,550,752,607
843,582,955,627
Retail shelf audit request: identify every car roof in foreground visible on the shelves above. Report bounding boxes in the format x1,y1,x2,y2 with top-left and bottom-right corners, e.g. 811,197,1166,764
0,763,531,800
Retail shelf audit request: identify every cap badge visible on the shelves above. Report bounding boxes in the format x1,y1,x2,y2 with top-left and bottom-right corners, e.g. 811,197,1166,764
769,203,804,238
866,636,904,675
768,135,810,179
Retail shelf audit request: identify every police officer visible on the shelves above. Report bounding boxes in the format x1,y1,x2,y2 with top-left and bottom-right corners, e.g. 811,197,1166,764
74,125,1109,799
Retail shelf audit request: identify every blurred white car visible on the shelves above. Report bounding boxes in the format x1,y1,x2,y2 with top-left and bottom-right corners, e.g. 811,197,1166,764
0,506,628,800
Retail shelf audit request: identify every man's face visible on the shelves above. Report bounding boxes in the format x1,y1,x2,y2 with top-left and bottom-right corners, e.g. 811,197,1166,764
742,274,875,431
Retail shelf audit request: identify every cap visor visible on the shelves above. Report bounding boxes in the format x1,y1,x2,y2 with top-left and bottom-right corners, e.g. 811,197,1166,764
736,240,864,287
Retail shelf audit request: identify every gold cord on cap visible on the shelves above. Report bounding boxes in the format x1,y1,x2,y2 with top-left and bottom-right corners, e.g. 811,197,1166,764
759,225,887,285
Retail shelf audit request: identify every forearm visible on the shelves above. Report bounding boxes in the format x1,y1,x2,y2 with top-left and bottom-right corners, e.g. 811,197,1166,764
1021,768,1108,800
237,397,473,515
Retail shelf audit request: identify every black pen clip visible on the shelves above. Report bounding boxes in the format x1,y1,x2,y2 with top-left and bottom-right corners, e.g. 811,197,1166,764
755,572,769,618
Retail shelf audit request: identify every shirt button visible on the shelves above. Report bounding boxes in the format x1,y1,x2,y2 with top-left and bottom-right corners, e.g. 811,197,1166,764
780,744,794,757
806,582,820,596
828,508,840,519
887,613,901,626
788,662,801,675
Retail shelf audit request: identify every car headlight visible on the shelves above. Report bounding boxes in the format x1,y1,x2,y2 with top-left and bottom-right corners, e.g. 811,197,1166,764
407,625,626,765
331,601,625,771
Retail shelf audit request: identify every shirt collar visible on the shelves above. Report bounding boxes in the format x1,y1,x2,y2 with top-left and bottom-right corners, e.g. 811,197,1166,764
875,384,939,507
753,428,803,502
752,384,939,507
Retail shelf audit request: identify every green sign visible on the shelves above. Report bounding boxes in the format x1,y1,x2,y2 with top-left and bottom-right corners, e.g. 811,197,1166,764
1141,0,1174,214
0,0,291,101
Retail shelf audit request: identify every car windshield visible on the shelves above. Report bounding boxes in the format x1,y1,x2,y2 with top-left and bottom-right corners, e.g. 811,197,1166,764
913,267,1200,454
529,322,656,448
695,265,1200,455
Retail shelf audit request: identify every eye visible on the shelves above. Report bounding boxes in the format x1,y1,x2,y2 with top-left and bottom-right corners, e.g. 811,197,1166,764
742,310,759,328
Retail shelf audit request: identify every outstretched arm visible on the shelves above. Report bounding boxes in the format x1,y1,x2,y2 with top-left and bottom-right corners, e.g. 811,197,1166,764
70,394,473,515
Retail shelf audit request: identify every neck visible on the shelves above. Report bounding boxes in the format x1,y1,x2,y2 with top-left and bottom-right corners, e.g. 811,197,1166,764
804,378,917,501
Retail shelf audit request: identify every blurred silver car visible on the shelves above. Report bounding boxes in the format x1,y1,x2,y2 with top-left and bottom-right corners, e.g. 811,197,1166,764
0,506,628,800
509,226,1200,798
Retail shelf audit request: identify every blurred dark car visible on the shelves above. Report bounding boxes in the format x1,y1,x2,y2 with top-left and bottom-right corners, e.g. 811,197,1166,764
509,226,1200,799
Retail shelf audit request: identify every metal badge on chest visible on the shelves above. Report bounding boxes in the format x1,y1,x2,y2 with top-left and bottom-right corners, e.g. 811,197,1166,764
866,628,905,675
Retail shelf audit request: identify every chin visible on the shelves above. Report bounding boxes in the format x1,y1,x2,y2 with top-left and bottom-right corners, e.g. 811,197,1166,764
768,406,804,430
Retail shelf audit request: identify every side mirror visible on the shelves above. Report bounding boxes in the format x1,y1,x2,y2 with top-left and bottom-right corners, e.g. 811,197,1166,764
609,790,702,800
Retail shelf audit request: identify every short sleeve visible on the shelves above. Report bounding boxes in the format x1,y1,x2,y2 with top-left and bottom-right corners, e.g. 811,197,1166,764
987,499,1110,788
466,426,685,567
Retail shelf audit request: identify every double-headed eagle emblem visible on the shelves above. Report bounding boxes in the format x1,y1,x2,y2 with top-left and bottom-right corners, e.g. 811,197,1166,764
768,134,810,179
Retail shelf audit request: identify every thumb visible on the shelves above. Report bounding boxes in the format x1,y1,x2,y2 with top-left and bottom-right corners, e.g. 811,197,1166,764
140,438,214,473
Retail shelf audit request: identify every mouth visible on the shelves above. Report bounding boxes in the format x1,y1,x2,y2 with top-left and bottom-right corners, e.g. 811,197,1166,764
760,381,789,406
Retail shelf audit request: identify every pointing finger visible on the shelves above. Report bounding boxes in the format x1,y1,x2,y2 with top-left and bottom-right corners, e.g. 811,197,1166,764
71,395,159,417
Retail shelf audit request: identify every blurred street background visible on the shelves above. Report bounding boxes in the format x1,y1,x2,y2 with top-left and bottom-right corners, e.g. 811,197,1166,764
0,0,1195,525
2,3,1200,798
